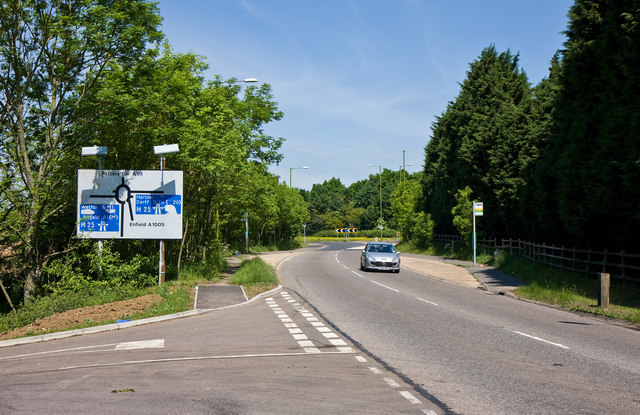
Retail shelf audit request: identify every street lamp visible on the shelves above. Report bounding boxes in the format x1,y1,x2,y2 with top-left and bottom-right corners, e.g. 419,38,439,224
289,166,309,188
367,164,383,235
81,146,108,169
153,143,179,284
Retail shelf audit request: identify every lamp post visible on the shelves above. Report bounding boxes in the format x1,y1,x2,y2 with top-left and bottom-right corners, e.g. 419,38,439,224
241,212,249,253
367,164,383,236
289,166,309,188
153,143,180,284
401,150,413,182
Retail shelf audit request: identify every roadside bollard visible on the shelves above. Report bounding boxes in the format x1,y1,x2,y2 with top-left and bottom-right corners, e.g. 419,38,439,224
598,273,610,309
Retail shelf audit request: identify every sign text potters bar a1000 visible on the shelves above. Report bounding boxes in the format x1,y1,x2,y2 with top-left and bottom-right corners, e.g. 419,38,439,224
77,169,183,239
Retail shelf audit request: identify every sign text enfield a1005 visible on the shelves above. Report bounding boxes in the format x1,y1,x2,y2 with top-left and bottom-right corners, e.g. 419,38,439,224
77,169,183,240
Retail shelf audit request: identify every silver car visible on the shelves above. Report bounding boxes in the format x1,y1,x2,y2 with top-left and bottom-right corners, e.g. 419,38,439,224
360,242,400,273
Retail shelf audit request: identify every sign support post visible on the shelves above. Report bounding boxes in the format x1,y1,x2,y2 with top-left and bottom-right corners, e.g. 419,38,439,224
473,201,483,266
153,144,179,284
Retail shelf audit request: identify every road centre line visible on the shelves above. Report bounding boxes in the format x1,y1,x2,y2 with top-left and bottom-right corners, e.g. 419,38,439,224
513,330,569,349
417,298,438,306
371,280,400,292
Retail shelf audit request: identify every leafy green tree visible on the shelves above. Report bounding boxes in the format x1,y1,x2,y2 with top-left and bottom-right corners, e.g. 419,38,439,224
0,0,162,301
78,45,287,258
411,211,434,250
390,179,421,240
308,178,346,214
451,187,474,248
348,169,402,230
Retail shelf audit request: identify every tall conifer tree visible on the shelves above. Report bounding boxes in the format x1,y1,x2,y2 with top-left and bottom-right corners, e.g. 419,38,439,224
545,0,640,250
423,46,533,237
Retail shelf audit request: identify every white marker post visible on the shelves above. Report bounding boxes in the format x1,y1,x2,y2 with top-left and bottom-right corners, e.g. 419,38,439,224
473,201,483,266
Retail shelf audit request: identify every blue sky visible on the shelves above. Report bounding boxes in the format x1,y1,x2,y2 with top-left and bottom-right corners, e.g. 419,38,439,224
158,0,574,190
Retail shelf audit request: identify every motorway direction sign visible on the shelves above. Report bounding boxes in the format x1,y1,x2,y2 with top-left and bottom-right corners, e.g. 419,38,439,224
77,169,183,239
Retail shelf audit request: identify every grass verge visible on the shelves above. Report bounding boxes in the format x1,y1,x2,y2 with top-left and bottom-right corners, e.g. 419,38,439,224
394,241,493,265
499,255,640,324
229,257,279,298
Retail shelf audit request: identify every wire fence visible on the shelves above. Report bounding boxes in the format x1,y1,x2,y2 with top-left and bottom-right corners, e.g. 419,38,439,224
432,234,640,283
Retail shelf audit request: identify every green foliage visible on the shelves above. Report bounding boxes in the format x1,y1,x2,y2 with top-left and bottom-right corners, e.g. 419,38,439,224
533,0,640,250
501,255,640,323
0,0,163,301
423,46,534,238
44,240,155,294
390,179,421,239
309,178,347,214
411,211,434,250
306,170,408,233
0,281,194,336
451,187,473,247
0,285,146,334
420,2,640,254
229,257,278,286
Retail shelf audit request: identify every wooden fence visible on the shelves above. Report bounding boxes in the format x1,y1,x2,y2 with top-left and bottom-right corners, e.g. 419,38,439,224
432,234,640,282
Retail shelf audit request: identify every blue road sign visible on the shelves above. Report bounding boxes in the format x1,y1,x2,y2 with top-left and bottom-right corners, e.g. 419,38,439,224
78,204,120,233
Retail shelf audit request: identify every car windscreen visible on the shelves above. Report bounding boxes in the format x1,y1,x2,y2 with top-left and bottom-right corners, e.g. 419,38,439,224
369,244,394,253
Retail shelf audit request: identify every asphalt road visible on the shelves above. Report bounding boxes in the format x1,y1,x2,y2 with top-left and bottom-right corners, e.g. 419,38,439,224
0,282,442,414
278,242,640,415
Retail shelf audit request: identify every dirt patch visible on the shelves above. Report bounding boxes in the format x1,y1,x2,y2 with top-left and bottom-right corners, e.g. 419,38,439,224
0,294,163,341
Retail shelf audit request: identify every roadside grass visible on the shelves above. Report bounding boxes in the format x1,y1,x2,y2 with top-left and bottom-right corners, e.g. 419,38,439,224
0,282,195,337
0,260,219,337
251,239,303,252
175,260,222,285
394,241,493,265
229,257,279,298
499,255,640,324
0,254,280,339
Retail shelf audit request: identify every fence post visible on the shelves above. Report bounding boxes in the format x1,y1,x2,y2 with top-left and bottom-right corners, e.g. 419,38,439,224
620,250,625,279
598,273,610,308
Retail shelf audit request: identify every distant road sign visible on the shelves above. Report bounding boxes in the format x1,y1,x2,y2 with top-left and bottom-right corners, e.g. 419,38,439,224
473,201,484,216
77,169,183,239
335,228,358,233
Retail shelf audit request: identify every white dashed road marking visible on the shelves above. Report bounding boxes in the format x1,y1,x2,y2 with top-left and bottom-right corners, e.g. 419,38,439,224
266,292,353,354
400,390,422,404
513,330,569,349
